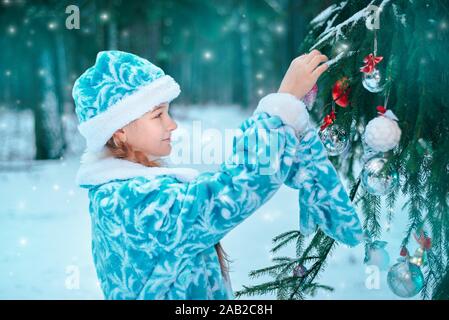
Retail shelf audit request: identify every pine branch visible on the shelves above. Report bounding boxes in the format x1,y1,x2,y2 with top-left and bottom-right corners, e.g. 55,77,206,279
240,0,449,300
432,268,449,300
238,178,361,300
271,230,302,253
310,0,377,50
361,192,382,239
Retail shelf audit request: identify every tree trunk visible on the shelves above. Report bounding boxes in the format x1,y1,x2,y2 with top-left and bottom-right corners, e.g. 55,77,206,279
33,35,66,160
239,0,254,108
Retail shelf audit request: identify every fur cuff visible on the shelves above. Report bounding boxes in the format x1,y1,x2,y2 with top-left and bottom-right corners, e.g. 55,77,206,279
254,93,310,134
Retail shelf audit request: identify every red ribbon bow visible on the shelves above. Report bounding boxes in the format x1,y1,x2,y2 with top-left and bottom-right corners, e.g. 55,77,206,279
360,53,383,74
414,231,432,250
320,110,336,131
376,105,387,114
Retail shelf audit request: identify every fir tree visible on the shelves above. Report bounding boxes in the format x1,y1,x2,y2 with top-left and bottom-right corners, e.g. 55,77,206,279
237,0,449,300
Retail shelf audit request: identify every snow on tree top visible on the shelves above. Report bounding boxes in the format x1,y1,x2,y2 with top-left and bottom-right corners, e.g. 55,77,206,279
310,2,346,28
392,4,407,27
311,0,392,50
326,50,357,68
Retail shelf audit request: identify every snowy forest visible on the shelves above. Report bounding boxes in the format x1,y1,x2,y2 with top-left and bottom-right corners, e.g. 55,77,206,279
1,0,448,300
0,0,331,161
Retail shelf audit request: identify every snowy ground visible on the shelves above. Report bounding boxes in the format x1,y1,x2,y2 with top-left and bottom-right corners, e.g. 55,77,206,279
0,104,413,300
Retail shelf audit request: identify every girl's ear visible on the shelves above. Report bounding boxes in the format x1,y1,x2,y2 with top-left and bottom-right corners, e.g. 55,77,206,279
113,129,127,144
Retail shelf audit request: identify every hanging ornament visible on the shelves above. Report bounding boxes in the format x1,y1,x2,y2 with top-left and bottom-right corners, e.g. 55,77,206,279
332,77,351,107
360,29,385,93
293,264,307,277
302,84,318,110
319,104,349,156
363,106,401,153
362,68,385,93
400,246,409,258
320,109,336,131
360,53,384,74
319,124,350,156
361,157,399,196
364,240,390,271
409,232,432,266
414,232,432,251
387,258,425,298
387,232,430,298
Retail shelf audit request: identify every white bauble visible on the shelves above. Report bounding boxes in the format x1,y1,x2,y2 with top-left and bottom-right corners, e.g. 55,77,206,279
364,116,401,152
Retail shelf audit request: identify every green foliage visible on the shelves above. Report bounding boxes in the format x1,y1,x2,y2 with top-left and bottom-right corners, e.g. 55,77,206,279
236,181,360,300
0,0,326,159
239,0,449,300
0,0,317,110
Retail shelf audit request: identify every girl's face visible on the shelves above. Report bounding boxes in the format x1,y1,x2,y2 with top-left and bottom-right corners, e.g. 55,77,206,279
116,102,178,158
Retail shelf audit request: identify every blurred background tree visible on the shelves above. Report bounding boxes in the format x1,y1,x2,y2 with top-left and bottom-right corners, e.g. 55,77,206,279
0,0,331,160
1,0,448,300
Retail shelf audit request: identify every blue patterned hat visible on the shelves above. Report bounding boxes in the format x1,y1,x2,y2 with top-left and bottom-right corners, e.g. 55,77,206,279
72,50,181,152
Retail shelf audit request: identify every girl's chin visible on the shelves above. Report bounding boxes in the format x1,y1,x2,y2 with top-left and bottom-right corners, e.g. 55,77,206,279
145,144,172,159
159,145,172,156
165,145,172,154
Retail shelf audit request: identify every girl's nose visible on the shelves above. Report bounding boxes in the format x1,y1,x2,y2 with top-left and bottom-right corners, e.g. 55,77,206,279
166,115,178,131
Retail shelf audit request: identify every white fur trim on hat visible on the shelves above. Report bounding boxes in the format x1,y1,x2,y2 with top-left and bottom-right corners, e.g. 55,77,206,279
78,75,181,152
253,93,310,134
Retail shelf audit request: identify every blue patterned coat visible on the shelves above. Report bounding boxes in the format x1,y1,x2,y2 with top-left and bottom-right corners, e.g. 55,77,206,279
76,93,363,300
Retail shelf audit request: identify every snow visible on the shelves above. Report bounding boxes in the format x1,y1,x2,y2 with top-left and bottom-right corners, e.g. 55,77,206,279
310,0,382,50
0,109,36,161
0,108,85,161
0,104,415,300
326,50,356,68
379,0,393,12
310,3,345,28
392,4,407,27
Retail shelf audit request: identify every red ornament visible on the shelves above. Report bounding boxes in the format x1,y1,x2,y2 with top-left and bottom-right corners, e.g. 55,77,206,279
414,232,432,250
376,105,387,114
360,53,384,74
400,247,409,257
320,110,336,131
293,264,307,277
332,77,351,108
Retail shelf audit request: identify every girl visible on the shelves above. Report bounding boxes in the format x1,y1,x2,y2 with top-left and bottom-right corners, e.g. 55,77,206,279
73,50,362,300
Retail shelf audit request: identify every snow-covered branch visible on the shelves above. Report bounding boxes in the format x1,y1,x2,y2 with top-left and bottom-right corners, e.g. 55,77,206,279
310,0,392,50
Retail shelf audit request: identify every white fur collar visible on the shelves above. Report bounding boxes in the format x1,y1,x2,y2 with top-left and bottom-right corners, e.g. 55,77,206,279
76,149,200,187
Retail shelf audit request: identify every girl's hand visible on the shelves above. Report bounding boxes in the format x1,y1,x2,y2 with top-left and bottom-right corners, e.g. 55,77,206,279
278,50,329,99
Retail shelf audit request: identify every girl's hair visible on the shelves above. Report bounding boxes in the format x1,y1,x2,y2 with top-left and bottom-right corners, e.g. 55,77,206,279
105,134,232,281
